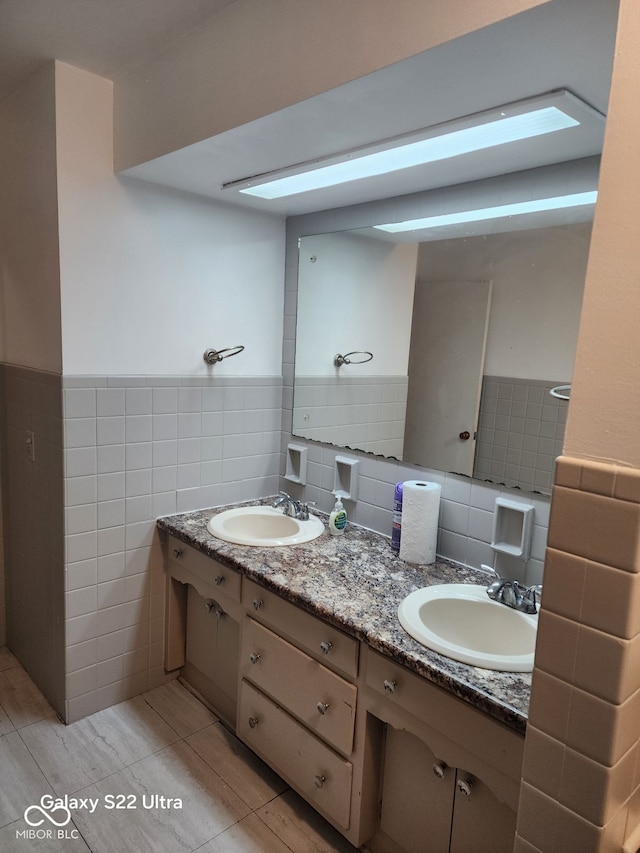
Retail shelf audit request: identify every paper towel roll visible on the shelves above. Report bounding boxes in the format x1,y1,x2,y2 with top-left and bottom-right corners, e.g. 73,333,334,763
399,480,441,565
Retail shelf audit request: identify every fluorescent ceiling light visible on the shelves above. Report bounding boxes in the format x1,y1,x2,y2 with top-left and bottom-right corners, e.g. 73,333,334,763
233,102,580,200
372,191,598,233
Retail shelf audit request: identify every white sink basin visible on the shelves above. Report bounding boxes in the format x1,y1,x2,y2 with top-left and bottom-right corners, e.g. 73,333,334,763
207,505,324,547
398,584,537,672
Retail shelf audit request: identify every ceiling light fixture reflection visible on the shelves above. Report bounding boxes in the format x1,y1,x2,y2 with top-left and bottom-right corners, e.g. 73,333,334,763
372,191,598,233
226,91,592,200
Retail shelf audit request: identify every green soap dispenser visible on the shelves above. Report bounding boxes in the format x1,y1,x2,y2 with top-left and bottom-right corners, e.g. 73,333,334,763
329,497,347,535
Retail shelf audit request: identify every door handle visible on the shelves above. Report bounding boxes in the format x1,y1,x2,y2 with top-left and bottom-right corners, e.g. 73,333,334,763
459,431,471,440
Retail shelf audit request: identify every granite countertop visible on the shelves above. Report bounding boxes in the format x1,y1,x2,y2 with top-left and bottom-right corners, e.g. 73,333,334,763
157,500,531,736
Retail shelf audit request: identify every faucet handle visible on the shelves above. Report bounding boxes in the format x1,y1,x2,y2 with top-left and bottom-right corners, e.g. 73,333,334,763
298,500,316,521
523,584,543,612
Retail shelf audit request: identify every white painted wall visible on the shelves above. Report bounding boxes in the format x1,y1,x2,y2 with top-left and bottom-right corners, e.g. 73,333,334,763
55,62,286,377
113,0,549,170
296,233,416,376
0,64,62,372
416,222,591,381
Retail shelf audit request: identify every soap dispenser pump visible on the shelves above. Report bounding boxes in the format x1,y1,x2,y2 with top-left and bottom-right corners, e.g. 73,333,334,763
329,497,347,536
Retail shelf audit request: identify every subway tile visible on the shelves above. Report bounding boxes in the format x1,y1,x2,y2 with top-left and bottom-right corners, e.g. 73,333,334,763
582,559,640,639
67,586,98,619
152,439,177,467
97,525,125,557
66,558,98,591
96,655,124,688
66,504,97,535
152,414,178,441
548,487,640,572
554,456,582,489
97,388,125,417
521,725,565,801
152,387,178,414
125,442,152,471
527,669,573,742
516,782,559,852
67,664,97,699
97,444,125,474
615,467,640,504
125,495,153,524
565,683,640,766
97,472,125,501
125,387,152,415
64,389,96,418
580,459,616,497
66,639,97,674
97,499,125,530
65,475,97,506
97,579,126,610
574,624,640,704
179,386,202,413
125,415,152,444
125,468,152,497
65,418,96,448
534,610,579,684
178,437,201,464
66,531,97,563
97,552,125,583
97,416,125,445
152,491,177,517
559,740,638,826
96,630,125,663
152,465,177,493
551,796,628,853
65,446,97,477
125,520,156,551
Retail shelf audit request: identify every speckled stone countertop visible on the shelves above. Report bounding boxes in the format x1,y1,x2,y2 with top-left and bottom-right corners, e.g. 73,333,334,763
157,500,531,736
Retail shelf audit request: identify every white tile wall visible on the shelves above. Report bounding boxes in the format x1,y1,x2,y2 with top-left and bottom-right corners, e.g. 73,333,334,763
62,374,282,722
293,375,407,457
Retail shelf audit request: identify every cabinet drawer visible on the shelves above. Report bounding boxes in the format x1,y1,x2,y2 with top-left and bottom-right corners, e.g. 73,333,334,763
238,679,352,829
241,618,356,755
167,535,242,603
365,649,524,786
243,578,358,678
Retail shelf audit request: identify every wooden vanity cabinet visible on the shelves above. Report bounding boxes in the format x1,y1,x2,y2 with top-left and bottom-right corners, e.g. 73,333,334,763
238,578,364,835
163,540,526,853
363,648,524,853
163,535,243,727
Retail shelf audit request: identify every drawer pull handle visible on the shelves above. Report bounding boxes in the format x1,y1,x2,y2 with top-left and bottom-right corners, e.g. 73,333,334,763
314,775,326,789
214,575,225,586
172,549,183,559
316,701,330,715
253,598,264,611
249,652,261,664
383,679,397,694
432,763,447,780
457,778,473,797
319,641,333,655
248,716,259,729
205,600,226,619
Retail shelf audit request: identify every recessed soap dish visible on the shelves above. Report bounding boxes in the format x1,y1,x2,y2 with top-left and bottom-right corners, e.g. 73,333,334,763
333,455,359,502
284,443,308,485
491,498,534,560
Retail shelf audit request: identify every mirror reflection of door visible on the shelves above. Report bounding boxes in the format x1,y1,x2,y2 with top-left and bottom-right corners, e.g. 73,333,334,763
404,280,491,477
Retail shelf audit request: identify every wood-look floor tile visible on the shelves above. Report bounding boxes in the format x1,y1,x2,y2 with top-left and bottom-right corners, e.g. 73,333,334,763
187,722,287,811
257,790,358,853
0,731,53,829
0,818,89,851
142,679,217,737
0,648,20,672
0,668,56,729
199,812,291,852
19,696,179,794
71,740,251,853
0,703,15,736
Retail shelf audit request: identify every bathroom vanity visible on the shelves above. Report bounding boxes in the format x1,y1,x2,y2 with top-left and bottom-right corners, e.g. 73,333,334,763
158,502,531,853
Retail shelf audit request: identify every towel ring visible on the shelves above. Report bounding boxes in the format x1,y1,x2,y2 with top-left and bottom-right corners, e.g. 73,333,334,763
203,345,245,365
334,351,373,367
549,384,571,400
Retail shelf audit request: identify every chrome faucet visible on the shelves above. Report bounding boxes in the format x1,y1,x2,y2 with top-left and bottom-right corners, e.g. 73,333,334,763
272,491,301,517
272,491,316,521
486,579,542,615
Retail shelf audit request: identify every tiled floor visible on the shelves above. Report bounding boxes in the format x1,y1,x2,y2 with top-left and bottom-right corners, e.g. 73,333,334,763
0,647,358,852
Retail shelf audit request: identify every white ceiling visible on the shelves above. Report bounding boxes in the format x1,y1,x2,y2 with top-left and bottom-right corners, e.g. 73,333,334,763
0,0,237,101
0,0,620,220
122,0,619,216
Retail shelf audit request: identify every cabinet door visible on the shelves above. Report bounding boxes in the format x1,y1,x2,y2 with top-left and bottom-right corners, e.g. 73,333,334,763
449,772,517,853
379,727,455,853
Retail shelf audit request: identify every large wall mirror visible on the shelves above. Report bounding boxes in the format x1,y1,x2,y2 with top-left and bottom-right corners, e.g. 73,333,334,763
292,192,593,495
